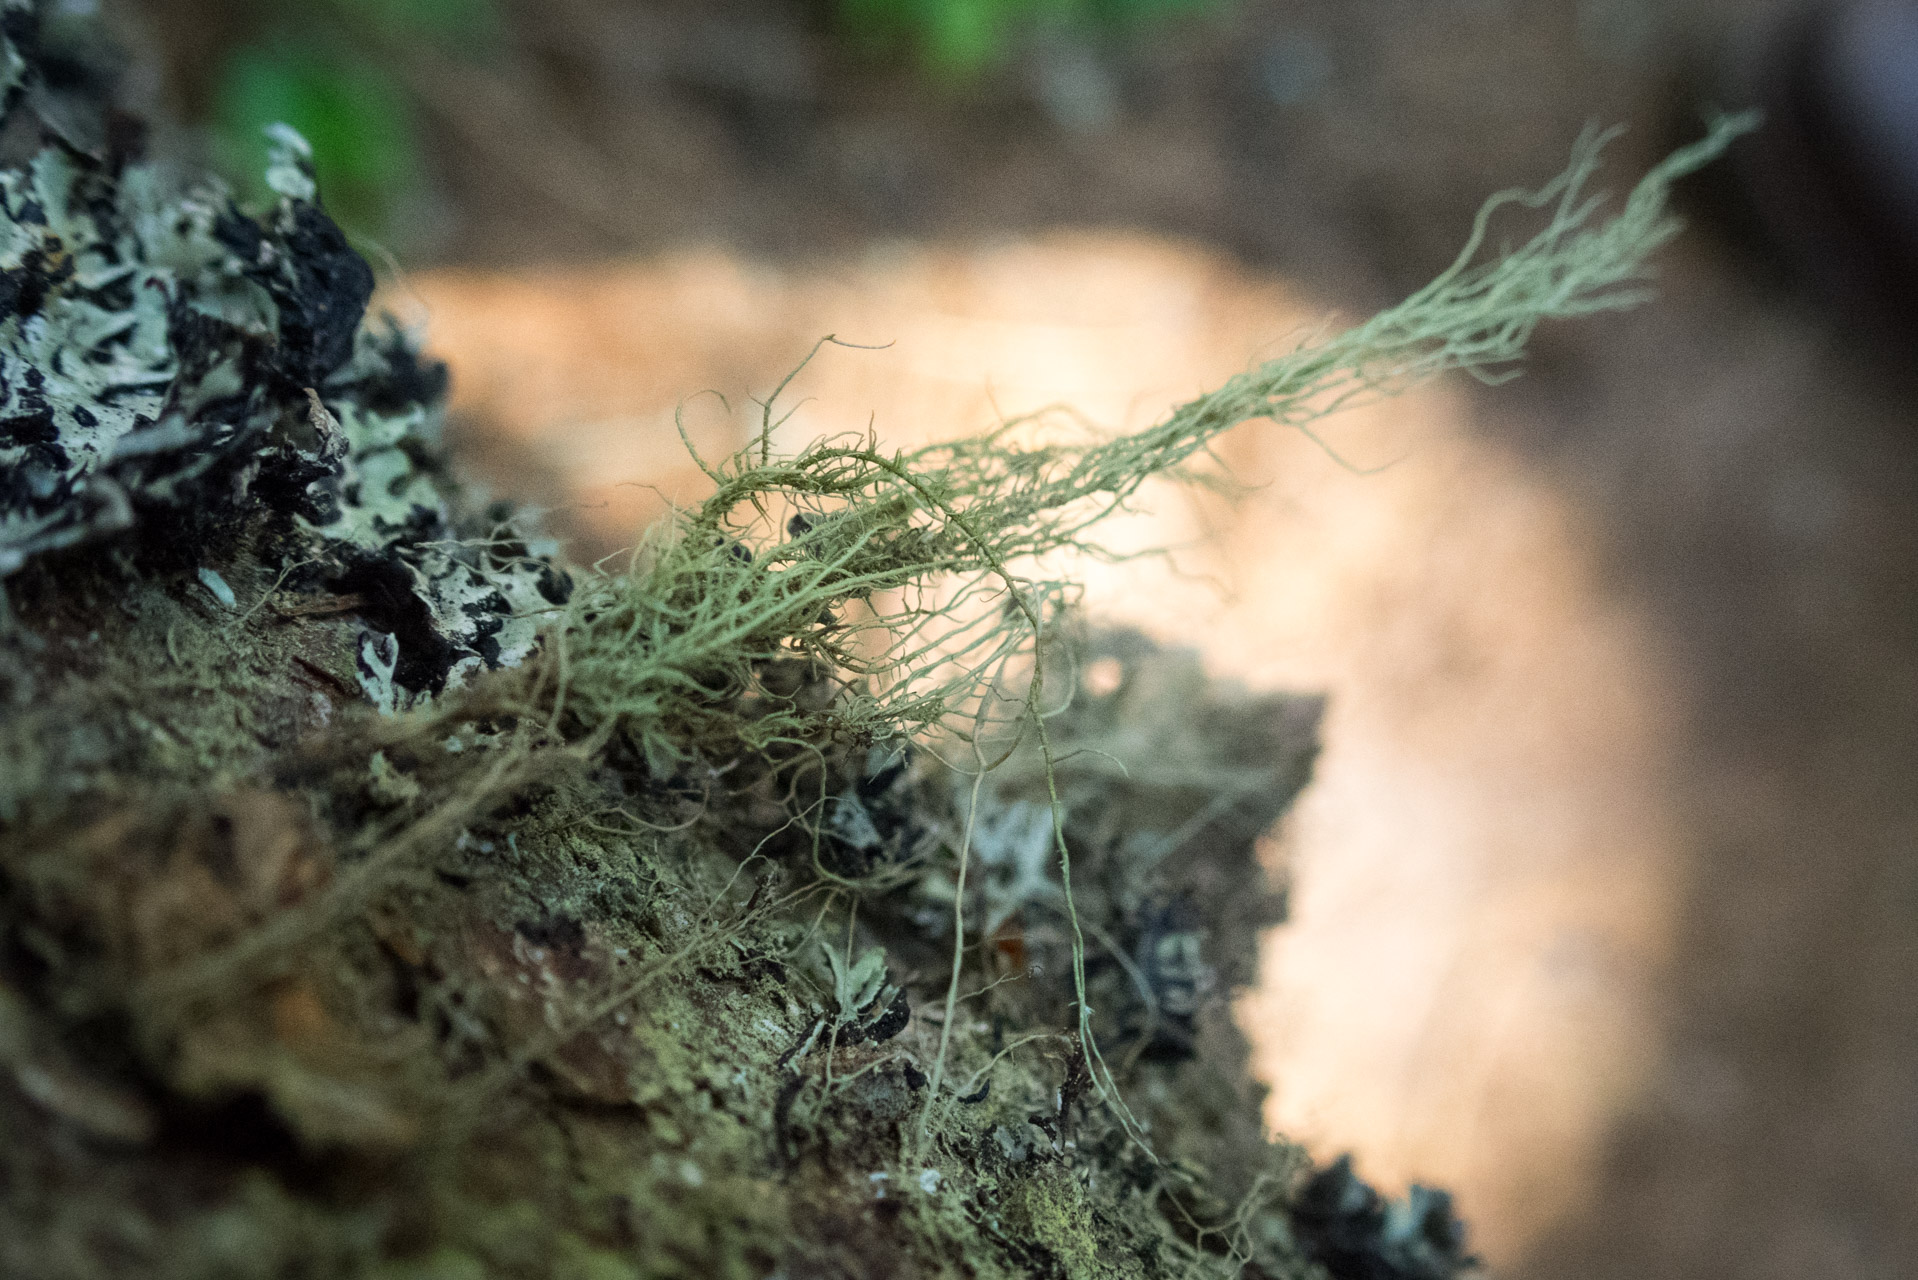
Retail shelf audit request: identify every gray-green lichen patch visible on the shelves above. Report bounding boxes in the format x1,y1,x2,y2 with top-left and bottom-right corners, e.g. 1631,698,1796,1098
305,365,558,706
0,73,558,703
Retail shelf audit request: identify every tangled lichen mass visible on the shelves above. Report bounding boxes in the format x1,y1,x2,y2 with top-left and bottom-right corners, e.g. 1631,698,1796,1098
526,111,1752,772
0,6,1753,1272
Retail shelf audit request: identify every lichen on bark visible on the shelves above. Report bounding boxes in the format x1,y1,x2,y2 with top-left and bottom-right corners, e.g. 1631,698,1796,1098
0,6,1751,1278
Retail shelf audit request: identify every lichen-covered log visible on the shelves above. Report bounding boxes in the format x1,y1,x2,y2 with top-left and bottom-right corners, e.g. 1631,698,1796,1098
0,6,1747,1278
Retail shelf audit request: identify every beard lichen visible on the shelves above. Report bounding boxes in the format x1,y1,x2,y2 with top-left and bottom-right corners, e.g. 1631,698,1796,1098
0,9,1756,1276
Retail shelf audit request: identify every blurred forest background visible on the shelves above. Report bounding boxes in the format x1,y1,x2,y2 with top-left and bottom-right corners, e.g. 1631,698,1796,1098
84,0,1918,1276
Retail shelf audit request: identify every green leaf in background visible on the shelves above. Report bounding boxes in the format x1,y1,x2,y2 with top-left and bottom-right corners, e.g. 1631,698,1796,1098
837,0,998,76
837,0,1233,76
1089,0,1221,24
206,0,499,239
212,43,419,234
918,0,1014,75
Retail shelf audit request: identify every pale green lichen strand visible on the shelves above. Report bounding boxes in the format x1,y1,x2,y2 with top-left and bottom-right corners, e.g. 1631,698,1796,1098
522,114,1757,776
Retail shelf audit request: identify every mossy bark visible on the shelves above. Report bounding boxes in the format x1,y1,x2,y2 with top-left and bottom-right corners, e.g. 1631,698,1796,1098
1,483,1347,1280
0,409,1344,1280
0,11,1351,1278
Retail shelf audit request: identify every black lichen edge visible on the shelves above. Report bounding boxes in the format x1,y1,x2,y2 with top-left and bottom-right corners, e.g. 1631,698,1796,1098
1291,1154,1478,1280
0,57,558,706
0,1,29,117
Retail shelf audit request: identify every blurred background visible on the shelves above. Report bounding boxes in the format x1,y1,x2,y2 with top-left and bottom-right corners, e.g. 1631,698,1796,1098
86,0,1918,1274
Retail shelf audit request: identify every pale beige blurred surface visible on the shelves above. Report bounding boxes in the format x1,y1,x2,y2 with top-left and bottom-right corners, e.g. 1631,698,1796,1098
402,236,1313,550
400,235,1688,1268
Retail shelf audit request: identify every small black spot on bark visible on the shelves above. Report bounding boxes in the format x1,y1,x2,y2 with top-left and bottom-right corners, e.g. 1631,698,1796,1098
864,988,911,1044
773,1074,807,1166
514,915,585,950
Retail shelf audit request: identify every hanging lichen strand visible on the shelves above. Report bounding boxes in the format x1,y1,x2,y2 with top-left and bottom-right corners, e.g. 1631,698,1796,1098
507,115,1755,776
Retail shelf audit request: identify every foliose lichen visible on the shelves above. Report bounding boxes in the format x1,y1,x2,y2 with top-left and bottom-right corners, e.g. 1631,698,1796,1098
0,31,556,702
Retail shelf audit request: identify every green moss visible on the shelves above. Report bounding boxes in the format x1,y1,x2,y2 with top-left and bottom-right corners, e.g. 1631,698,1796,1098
1003,1165,1110,1278
369,1249,490,1280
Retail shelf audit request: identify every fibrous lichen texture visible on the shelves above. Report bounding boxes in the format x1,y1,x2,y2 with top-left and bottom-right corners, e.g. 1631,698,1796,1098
0,6,1752,1278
